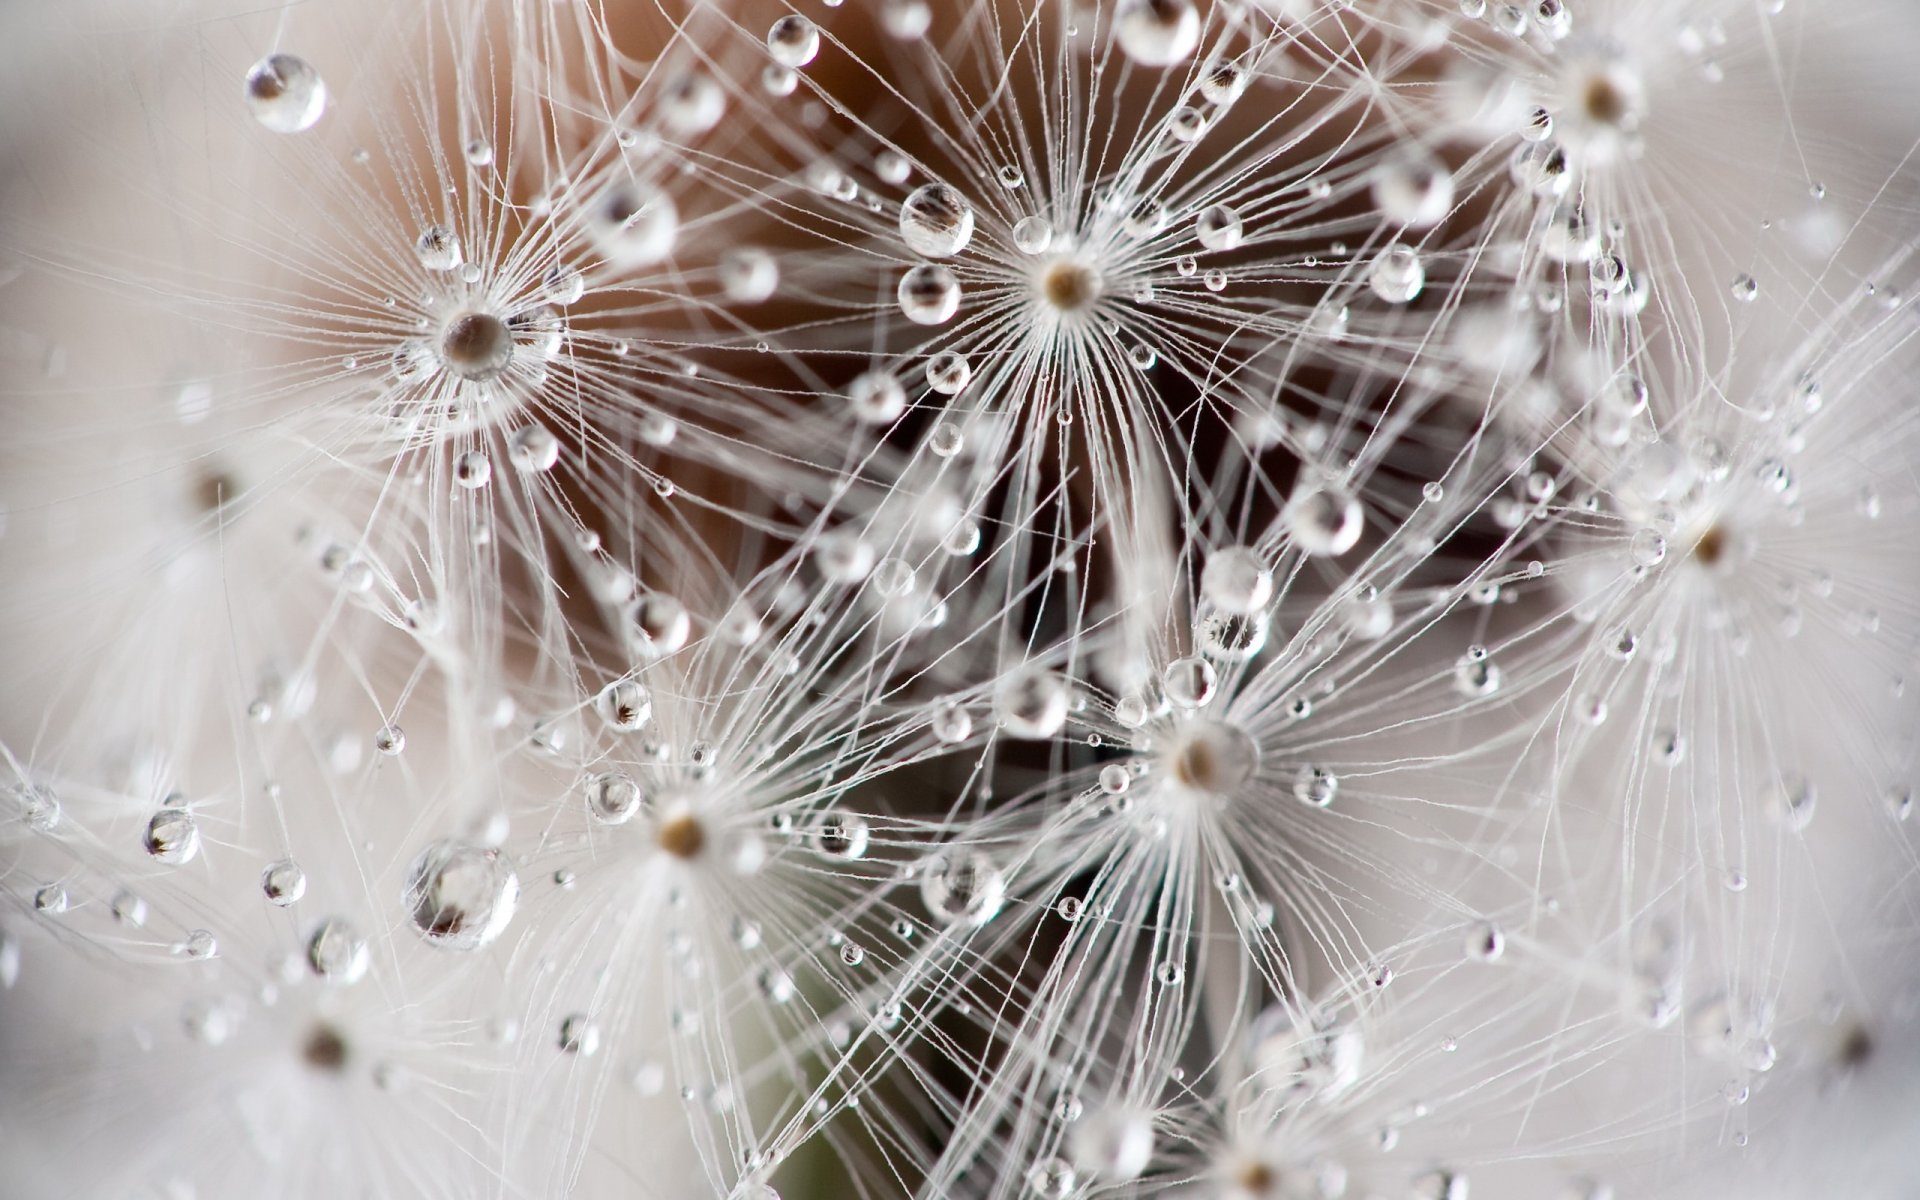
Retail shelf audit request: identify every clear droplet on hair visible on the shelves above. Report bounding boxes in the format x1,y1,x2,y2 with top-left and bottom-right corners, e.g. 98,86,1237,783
925,351,972,395
1114,0,1200,67
847,370,907,424
998,670,1069,737
559,1013,601,1055
767,15,821,67
1202,546,1272,614
1195,204,1243,251
588,771,644,825
404,839,519,950
919,848,1006,926
508,424,560,472
262,858,307,905
414,224,462,272
1368,243,1425,303
596,679,653,731
1012,216,1053,255
306,918,371,985
591,181,679,268
1287,485,1363,556
720,248,779,303
143,806,200,865
898,265,962,325
245,54,328,133
900,184,976,258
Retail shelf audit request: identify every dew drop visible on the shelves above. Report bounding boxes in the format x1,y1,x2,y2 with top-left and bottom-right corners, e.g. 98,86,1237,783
898,265,962,325
998,670,1069,738
262,858,307,905
1114,0,1200,67
900,184,976,258
1368,243,1426,303
143,805,201,865
306,918,371,985
919,848,1006,926
245,54,328,133
766,16,821,67
404,839,519,950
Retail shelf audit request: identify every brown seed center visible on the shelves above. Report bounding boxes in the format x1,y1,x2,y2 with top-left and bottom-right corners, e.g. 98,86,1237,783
1041,260,1101,313
656,812,706,859
1584,76,1629,126
302,1022,349,1072
1174,739,1218,792
1691,524,1726,567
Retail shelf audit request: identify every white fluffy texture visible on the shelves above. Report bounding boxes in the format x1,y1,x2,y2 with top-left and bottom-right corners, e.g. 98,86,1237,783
3,1,1920,1199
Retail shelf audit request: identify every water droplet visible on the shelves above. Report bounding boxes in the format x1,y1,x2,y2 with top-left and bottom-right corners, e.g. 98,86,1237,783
1287,485,1363,556
1012,215,1053,255
900,184,976,258
306,918,371,985
453,451,492,489
1368,243,1425,303
766,16,821,68
508,424,560,472
588,771,644,824
659,71,726,137
1028,1158,1077,1199
1201,546,1272,614
591,180,678,268
143,806,200,865
919,848,1006,926
627,591,691,657
404,839,519,950
1465,922,1505,962
998,670,1069,737
1163,656,1217,707
1195,204,1243,251
720,248,779,303
929,700,973,744
925,351,972,395
245,54,328,133
1114,0,1200,67
812,811,871,860
1372,147,1454,229
414,224,462,272
1292,765,1338,808
1069,1107,1155,1181
898,265,962,325
262,858,307,905
559,1013,601,1055
596,679,653,731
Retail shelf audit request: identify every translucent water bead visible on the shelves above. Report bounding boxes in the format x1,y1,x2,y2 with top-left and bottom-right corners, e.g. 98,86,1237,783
1114,0,1200,67
1368,243,1426,304
1371,147,1454,229
899,184,975,257
245,54,328,133
1287,485,1363,556
590,180,678,268
1195,205,1243,251
898,265,962,325
1201,546,1273,614
998,669,1069,737
766,16,821,68
919,848,1007,926
404,839,520,950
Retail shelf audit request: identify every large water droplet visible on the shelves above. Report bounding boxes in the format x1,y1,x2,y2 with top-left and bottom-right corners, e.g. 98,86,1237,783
900,184,976,258
404,839,519,950
245,54,327,133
